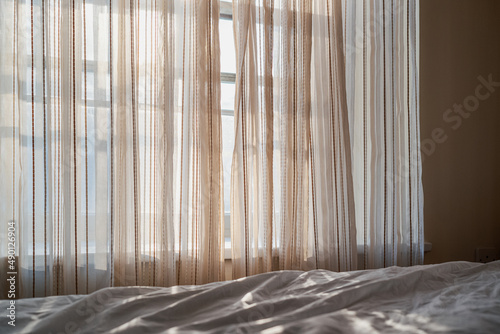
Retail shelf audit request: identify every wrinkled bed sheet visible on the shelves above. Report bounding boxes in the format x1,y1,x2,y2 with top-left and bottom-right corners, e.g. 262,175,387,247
1,261,499,333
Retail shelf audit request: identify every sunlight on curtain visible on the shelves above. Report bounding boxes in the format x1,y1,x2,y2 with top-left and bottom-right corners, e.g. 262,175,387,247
231,0,356,279
230,0,423,278
0,0,224,298
344,0,423,269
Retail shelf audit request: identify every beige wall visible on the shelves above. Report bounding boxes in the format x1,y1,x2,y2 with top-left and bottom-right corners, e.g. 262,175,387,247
420,0,500,264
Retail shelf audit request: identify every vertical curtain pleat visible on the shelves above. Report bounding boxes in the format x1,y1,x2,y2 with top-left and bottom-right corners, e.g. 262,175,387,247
0,0,224,299
231,0,357,279
343,0,423,269
231,0,422,278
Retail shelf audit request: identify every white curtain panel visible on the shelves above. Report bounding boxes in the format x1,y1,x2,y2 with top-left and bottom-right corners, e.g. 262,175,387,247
231,0,423,278
0,0,224,298
344,0,423,269
231,0,357,279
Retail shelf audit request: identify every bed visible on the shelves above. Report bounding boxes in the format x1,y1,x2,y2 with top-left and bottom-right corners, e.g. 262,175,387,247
2,261,499,333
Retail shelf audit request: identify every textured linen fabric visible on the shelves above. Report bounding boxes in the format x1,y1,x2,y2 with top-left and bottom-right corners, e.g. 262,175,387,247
1,261,499,333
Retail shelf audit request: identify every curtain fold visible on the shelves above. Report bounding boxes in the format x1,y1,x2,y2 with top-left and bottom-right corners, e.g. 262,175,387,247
231,0,357,279
0,0,224,299
344,0,423,269
231,0,423,278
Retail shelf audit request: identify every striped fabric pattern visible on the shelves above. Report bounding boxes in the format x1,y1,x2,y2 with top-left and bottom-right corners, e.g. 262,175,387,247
231,0,357,278
230,0,422,278
344,0,423,269
0,0,224,299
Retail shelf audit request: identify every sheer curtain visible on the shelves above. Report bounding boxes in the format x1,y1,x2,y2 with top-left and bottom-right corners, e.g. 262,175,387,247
231,0,356,279
230,0,422,278
0,0,224,298
344,0,423,268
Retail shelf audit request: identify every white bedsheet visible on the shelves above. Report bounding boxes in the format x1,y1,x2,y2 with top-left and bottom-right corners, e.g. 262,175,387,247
1,261,500,333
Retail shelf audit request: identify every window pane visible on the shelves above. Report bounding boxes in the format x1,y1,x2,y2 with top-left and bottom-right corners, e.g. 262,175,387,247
219,19,236,74
221,82,235,110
